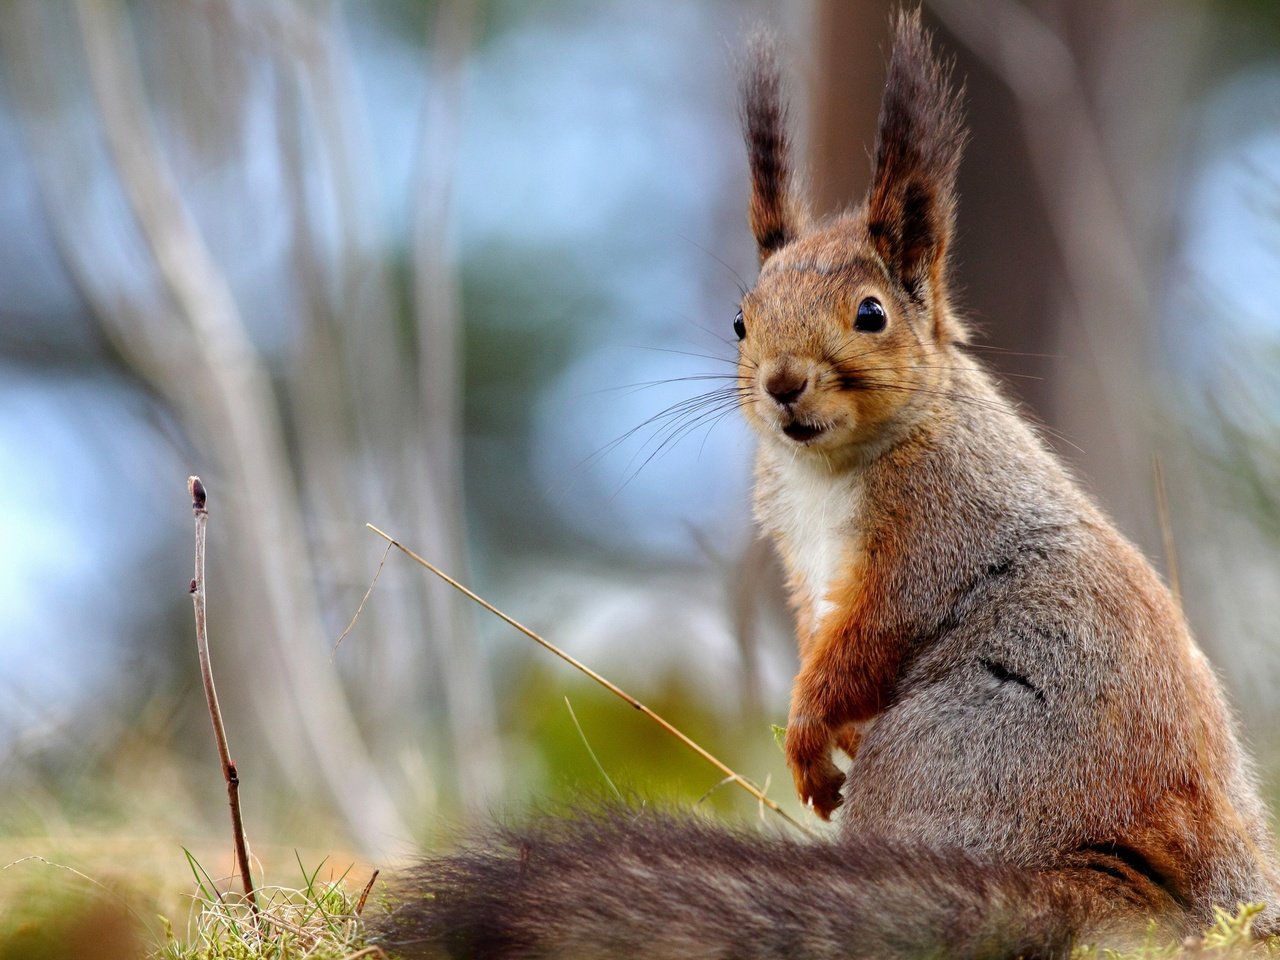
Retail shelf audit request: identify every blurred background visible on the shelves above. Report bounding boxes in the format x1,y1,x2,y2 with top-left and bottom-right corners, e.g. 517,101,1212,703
0,0,1278,925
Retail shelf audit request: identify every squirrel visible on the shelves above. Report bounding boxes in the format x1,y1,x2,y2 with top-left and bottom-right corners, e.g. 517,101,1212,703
376,11,1280,958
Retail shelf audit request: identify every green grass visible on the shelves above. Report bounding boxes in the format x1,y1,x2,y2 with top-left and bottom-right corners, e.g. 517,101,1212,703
1075,904,1277,958
0,852,381,960
152,853,378,960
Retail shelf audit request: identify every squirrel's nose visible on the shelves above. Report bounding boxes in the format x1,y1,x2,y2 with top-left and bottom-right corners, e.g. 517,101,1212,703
765,370,807,406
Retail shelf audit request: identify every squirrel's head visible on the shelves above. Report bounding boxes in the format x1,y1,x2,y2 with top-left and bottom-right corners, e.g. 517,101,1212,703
735,11,967,461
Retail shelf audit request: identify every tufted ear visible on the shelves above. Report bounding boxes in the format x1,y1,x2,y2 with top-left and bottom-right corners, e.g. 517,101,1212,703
866,10,968,341
741,32,807,264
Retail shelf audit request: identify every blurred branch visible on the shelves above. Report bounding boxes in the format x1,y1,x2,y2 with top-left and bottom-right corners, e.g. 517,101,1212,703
0,5,165,369
14,0,504,826
1151,456,1183,611
728,538,773,717
410,0,504,805
687,524,768,716
273,0,502,809
66,0,410,854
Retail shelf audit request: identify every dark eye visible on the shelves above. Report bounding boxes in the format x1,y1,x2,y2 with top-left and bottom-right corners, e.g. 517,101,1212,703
733,309,746,340
854,297,887,333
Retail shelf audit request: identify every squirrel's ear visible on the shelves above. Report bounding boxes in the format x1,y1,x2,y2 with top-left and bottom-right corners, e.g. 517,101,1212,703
866,10,968,342
741,32,806,264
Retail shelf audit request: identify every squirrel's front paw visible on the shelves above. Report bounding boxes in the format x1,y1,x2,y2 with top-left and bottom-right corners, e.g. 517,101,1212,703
785,718,844,819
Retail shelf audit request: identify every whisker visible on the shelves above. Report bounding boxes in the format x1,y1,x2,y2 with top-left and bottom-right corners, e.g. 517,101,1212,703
824,338,1050,387
695,407,747,461
829,339,986,369
849,364,1043,381
850,378,1022,413
631,345,747,368
849,379,1082,453
961,344,1064,361
677,233,750,298
689,320,748,351
616,396,751,489
638,399,744,463
827,339,910,367
590,373,754,400
589,386,750,465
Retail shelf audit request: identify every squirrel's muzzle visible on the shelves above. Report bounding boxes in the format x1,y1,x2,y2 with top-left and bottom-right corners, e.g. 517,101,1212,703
764,366,808,408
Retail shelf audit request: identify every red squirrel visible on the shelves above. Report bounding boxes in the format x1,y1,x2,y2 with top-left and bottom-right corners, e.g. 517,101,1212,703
378,12,1280,957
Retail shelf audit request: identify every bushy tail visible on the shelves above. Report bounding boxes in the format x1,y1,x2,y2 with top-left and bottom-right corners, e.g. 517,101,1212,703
375,807,1175,960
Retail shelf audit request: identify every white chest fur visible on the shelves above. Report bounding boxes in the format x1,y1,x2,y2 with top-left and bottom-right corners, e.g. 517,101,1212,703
757,451,865,633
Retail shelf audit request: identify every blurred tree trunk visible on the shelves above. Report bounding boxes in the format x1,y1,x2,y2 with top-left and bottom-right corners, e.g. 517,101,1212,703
804,0,1059,416
928,0,1208,554
805,0,894,215
807,0,1207,555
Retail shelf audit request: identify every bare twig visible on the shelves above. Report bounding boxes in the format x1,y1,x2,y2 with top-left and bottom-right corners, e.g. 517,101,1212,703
188,476,258,913
366,524,815,837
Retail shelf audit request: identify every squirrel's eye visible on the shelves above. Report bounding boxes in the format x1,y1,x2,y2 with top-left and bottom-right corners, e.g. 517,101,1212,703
854,297,887,333
733,309,746,340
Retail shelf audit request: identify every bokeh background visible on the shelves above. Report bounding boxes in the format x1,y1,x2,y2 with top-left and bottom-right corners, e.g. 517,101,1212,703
1,0,1279,930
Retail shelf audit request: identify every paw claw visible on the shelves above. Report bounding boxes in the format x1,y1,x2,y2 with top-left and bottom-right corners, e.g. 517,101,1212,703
799,764,845,820
785,717,845,820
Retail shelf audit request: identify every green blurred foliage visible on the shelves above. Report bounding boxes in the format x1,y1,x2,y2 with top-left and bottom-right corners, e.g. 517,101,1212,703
501,661,783,812
1204,0,1280,42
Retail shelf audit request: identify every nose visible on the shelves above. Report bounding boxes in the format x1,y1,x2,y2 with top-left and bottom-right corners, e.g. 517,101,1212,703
765,369,807,406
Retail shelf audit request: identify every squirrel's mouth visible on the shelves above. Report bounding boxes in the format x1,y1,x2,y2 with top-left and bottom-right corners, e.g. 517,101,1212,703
781,420,826,443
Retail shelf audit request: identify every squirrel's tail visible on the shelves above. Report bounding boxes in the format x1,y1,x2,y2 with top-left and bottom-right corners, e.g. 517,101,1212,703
375,807,1177,960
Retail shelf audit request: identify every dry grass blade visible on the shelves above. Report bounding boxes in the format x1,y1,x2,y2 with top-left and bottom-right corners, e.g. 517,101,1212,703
333,543,392,660
355,869,379,917
365,523,815,837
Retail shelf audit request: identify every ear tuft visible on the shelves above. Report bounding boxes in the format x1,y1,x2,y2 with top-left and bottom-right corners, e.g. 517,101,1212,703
740,31,805,264
867,10,968,340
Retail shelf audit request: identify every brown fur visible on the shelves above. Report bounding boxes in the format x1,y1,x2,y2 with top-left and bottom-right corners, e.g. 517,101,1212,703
380,805,1183,960
742,5,1279,930
376,11,1280,957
